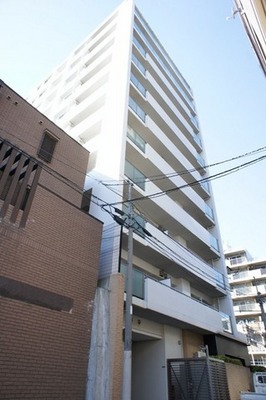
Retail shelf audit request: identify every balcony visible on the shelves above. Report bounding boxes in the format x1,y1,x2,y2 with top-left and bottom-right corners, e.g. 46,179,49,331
131,277,230,334
234,303,261,316
146,71,196,139
231,284,266,299
143,95,201,173
145,54,194,124
133,23,194,111
125,139,214,228
122,221,226,295
229,268,266,284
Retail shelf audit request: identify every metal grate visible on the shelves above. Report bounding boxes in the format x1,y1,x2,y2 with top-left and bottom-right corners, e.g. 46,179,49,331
167,358,230,400
0,138,41,227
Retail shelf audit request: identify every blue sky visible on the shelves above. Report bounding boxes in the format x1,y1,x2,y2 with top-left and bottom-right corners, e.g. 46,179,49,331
1,0,266,259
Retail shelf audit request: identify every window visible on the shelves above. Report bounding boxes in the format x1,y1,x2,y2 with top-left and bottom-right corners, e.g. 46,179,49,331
38,131,58,163
81,189,92,212
220,312,232,333
258,375,266,384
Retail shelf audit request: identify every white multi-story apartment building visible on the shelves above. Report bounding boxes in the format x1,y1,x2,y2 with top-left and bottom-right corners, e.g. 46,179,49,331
28,1,248,398
226,248,266,367
234,0,266,76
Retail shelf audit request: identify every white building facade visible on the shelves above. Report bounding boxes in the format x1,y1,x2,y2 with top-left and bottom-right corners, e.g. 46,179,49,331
226,248,266,367
234,0,266,76
28,1,248,398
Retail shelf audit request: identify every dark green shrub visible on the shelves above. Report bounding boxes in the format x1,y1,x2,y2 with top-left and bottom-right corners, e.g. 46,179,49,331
211,355,242,366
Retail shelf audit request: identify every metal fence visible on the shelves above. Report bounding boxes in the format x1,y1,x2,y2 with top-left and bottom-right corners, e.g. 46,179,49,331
167,357,230,400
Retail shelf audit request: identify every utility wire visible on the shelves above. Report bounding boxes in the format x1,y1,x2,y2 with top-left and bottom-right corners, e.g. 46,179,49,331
0,132,263,292
108,154,266,206
2,128,266,210
101,145,266,186
0,134,233,294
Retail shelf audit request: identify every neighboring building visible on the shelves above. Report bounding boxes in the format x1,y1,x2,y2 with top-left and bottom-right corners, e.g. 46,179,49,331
226,248,266,367
0,81,102,399
27,1,249,398
234,0,266,76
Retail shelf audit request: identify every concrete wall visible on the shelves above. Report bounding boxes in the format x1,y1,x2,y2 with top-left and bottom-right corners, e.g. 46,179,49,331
132,325,183,400
109,274,125,400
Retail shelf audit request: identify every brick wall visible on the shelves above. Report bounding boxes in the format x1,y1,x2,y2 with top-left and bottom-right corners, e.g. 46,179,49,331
0,80,89,206
0,82,102,399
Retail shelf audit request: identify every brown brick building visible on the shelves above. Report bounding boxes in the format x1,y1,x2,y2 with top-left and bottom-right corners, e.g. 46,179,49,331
0,81,102,399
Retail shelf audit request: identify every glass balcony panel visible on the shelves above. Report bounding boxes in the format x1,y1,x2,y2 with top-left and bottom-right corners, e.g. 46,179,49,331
133,23,195,109
129,96,146,122
193,134,202,148
124,160,146,190
228,255,247,265
127,126,146,152
130,73,146,96
234,303,260,313
230,271,250,281
210,234,220,253
121,264,145,299
200,180,210,194
134,12,193,96
132,53,146,75
190,114,199,129
197,153,205,167
215,271,225,290
133,36,146,57
205,203,214,221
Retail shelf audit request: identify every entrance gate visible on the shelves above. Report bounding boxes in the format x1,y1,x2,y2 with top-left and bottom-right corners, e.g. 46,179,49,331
167,358,230,400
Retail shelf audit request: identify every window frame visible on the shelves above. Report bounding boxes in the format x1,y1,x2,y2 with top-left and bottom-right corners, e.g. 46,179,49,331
37,130,58,163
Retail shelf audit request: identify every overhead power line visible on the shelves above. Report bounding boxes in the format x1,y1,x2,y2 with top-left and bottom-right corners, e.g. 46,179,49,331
108,153,266,206
101,144,266,187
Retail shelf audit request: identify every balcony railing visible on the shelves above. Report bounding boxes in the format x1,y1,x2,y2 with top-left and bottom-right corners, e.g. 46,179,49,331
231,284,266,298
234,303,261,313
121,268,230,334
143,277,231,334
251,359,266,366
130,72,146,97
210,234,220,253
193,134,202,148
133,23,194,110
229,268,266,283
132,53,146,75
190,114,199,130
129,96,146,122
